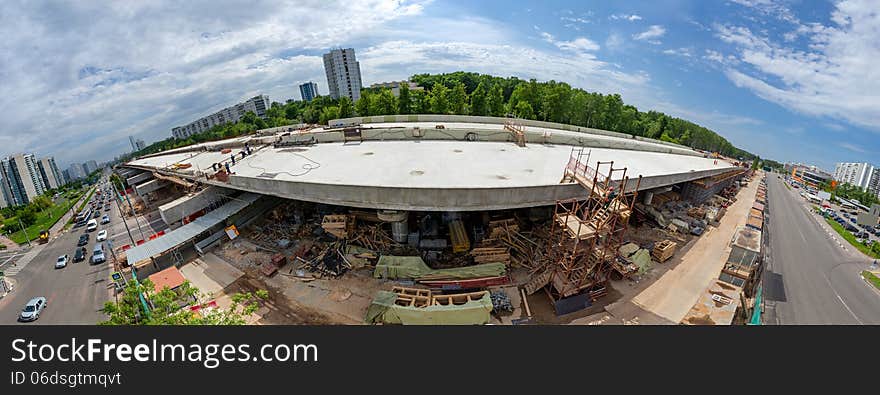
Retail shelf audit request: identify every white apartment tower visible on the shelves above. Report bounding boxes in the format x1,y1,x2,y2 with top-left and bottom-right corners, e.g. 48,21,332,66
37,156,63,190
834,162,874,189
323,48,362,102
0,153,46,205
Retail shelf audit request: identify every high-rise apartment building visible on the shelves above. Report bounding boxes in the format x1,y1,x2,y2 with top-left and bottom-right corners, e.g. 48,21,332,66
37,156,63,190
323,48,362,102
84,160,98,174
171,95,271,139
0,153,47,205
68,163,87,180
130,136,146,151
834,162,874,189
299,82,319,101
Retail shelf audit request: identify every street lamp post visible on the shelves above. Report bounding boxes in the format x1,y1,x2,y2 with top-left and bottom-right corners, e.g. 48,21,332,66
18,218,31,247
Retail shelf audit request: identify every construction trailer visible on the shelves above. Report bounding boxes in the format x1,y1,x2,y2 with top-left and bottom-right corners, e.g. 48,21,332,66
524,147,641,308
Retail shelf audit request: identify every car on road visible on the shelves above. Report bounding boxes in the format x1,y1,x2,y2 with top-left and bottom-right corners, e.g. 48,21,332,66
86,219,98,232
77,233,89,246
55,254,69,269
96,229,107,242
73,247,87,262
91,243,106,265
18,297,47,322
101,214,110,224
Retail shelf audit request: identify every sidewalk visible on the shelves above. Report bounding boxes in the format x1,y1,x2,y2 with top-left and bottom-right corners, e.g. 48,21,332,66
623,174,760,323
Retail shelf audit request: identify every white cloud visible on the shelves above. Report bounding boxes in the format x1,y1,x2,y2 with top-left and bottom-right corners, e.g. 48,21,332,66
0,0,436,166
662,47,694,58
715,0,880,130
610,14,642,22
541,32,600,52
633,25,666,42
838,142,867,153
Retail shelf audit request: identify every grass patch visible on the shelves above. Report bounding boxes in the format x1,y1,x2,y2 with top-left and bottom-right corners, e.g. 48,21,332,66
825,216,880,259
4,189,89,245
862,271,880,291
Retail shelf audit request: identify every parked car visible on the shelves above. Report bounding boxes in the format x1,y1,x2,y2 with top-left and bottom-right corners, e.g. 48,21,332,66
101,215,110,224
18,297,47,322
86,219,98,232
73,247,87,262
77,233,89,246
96,229,107,242
55,254,69,269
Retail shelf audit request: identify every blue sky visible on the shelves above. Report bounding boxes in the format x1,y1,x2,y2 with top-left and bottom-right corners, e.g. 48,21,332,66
0,0,877,171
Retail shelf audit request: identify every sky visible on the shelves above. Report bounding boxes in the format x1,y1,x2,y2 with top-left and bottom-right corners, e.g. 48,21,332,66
0,0,877,172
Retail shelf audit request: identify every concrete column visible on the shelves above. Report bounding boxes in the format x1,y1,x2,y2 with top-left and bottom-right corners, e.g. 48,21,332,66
643,191,654,205
378,210,409,243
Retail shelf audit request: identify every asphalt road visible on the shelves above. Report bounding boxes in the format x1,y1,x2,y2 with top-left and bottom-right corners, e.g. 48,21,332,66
763,174,880,324
0,189,118,325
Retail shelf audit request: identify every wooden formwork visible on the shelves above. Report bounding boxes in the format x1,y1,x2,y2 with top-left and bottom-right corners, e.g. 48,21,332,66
652,240,677,262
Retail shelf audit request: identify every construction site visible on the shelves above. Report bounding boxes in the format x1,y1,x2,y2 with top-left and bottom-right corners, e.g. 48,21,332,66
112,114,760,325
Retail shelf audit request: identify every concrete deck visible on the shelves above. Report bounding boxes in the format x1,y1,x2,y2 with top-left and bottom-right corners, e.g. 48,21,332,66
125,120,740,211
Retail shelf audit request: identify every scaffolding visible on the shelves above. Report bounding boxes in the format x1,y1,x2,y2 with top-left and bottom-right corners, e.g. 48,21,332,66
503,120,527,147
526,147,641,301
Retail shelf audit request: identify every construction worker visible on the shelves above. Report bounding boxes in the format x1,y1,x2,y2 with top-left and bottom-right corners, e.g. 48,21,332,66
230,154,236,165
603,186,618,209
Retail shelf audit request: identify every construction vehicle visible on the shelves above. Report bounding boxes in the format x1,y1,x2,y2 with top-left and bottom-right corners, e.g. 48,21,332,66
38,230,49,244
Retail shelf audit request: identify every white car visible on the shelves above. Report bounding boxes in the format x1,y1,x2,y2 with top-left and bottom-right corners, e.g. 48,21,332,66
96,229,108,242
55,254,69,269
86,219,98,232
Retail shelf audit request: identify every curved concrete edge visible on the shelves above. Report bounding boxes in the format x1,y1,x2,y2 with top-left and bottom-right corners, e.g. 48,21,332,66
329,114,695,152
166,166,738,212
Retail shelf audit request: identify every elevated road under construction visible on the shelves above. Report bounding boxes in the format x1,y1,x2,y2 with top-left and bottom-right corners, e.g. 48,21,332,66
121,115,744,213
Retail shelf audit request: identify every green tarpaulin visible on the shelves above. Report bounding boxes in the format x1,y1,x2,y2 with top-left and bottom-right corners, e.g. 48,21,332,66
364,291,494,325
373,256,506,281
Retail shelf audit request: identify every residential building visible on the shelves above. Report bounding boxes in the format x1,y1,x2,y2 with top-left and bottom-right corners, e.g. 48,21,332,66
84,160,98,174
299,82,319,101
0,174,11,208
171,95,271,139
61,169,70,185
833,162,874,189
129,136,147,152
867,168,880,198
68,163,87,180
37,156,63,190
369,80,423,97
0,153,47,205
323,48,362,102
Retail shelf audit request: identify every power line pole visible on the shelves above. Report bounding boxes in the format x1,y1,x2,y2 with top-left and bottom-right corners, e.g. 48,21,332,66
111,183,136,246
18,218,31,247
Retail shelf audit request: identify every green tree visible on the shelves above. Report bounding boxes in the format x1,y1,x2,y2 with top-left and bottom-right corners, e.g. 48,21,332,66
398,83,412,114
469,81,489,116
487,84,504,116
338,97,353,118
374,89,398,115
412,89,431,113
302,106,321,123
101,279,268,325
354,92,371,116
514,100,535,119
18,207,37,227
319,106,340,124
430,84,450,114
449,82,468,115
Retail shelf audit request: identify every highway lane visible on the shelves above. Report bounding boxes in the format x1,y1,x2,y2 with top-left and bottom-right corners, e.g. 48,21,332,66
0,189,116,324
763,174,880,324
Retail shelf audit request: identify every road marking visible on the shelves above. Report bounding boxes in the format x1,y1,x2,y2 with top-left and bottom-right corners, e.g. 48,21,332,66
823,273,864,325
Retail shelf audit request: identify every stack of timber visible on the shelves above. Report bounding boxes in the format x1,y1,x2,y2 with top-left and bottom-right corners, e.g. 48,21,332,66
652,239,677,262
321,214,355,239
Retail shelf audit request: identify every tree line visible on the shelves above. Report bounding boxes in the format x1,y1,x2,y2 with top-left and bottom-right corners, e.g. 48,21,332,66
134,71,758,161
